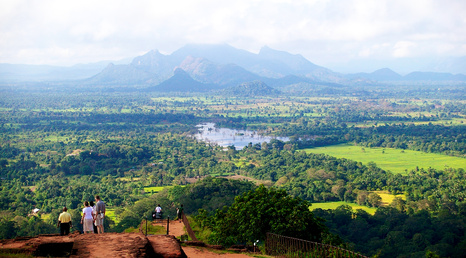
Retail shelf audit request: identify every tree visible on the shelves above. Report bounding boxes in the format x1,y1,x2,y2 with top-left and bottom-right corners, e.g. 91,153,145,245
356,190,369,205
206,185,326,246
390,197,407,213
0,220,16,239
367,192,382,207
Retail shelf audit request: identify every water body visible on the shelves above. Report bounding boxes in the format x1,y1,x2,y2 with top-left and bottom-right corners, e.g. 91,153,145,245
194,123,289,150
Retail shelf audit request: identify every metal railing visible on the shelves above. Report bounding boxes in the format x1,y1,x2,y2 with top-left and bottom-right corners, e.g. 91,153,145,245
139,213,198,241
266,232,367,258
140,216,169,236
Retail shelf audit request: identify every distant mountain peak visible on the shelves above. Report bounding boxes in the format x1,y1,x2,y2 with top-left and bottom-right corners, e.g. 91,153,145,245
130,49,168,67
257,45,327,76
372,68,401,76
374,67,396,73
147,67,212,92
259,45,272,53
259,45,299,57
144,49,161,56
173,67,190,76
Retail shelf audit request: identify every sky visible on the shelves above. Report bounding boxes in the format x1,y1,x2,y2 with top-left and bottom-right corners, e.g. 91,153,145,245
1,0,465,73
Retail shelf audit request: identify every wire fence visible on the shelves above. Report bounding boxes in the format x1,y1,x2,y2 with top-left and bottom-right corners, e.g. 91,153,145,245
266,232,367,258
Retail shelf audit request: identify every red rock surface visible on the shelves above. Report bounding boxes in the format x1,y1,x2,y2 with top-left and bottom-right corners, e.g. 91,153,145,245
0,232,185,257
0,220,257,257
148,235,186,258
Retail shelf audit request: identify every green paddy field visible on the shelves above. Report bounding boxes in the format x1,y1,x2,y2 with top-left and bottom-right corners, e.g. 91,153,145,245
310,191,405,215
304,144,465,174
310,201,377,215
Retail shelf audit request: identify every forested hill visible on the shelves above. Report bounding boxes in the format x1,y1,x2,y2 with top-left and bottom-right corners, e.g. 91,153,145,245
222,81,281,96
146,68,214,92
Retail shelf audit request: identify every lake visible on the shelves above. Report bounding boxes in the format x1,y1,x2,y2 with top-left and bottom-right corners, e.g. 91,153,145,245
193,123,289,150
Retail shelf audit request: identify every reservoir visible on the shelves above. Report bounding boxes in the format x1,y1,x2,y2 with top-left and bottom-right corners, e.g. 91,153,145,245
194,123,289,150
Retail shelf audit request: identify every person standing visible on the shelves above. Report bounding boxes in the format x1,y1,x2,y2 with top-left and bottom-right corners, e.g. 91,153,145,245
90,201,98,233
57,207,72,236
155,204,162,220
81,201,94,234
177,204,183,223
94,195,106,233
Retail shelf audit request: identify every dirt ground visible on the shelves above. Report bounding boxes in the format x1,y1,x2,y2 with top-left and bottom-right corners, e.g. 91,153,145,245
0,220,259,258
164,219,187,237
161,219,256,258
0,232,159,257
182,247,256,258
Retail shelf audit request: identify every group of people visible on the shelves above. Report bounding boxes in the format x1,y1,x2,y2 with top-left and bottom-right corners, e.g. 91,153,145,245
57,195,106,236
151,203,184,223
58,198,184,236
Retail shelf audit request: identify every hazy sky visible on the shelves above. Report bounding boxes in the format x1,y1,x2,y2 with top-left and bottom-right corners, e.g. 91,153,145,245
1,0,465,73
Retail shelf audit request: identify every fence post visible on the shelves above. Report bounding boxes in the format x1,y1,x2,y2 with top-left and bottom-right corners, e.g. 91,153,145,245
265,232,368,258
166,216,169,235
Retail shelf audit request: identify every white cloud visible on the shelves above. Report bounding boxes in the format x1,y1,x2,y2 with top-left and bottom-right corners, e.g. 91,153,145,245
0,0,465,70
393,41,417,58
358,43,391,58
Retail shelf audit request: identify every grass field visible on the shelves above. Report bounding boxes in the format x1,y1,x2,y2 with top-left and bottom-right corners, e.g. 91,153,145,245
304,144,465,174
310,191,405,215
310,201,377,215
374,191,405,206
143,186,166,194
143,185,184,194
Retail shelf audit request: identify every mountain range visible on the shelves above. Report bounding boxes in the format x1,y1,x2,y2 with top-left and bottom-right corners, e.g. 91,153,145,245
1,44,465,92
346,68,466,82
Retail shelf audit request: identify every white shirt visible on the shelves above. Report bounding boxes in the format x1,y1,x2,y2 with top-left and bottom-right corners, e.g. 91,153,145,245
83,207,93,220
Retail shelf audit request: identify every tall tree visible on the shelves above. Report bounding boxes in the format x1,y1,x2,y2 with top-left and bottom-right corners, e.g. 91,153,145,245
207,185,326,246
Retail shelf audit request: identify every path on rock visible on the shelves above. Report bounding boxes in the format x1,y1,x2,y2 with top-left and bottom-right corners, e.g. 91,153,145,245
153,219,186,237
159,220,254,258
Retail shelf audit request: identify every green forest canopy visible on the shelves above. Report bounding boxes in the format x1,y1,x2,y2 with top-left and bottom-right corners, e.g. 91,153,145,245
0,89,465,257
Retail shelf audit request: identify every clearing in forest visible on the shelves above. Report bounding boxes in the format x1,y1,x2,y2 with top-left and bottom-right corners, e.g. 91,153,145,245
304,144,465,174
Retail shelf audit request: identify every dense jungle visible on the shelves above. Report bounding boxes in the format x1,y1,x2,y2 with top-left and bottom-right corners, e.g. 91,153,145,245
0,84,465,257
